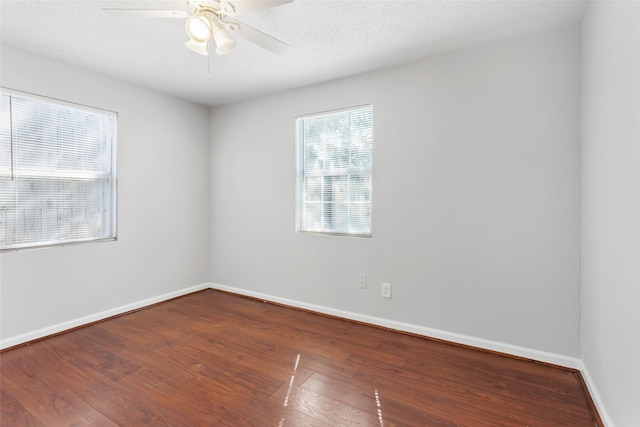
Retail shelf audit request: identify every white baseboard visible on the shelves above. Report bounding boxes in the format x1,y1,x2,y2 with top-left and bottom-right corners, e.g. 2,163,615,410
577,361,615,427
209,283,583,369
0,282,211,350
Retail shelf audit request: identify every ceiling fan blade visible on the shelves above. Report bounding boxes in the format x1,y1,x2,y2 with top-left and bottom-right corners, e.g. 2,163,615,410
220,0,293,17
102,8,190,19
227,20,289,55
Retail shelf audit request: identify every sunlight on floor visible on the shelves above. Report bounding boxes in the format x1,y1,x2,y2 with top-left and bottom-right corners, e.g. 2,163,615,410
375,389,384,427
278,353,301,427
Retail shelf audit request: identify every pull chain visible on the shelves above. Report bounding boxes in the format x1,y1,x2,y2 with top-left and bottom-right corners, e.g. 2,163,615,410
207,40,213,79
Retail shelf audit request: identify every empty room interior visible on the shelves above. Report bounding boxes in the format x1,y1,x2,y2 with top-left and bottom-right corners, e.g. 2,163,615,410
1,0,638,426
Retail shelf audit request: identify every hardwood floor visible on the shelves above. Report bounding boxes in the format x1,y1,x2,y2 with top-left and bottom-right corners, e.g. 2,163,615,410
1,289,601,426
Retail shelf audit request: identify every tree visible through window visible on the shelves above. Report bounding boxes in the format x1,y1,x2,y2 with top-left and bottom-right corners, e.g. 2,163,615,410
296,105,373,237
0,89,117,251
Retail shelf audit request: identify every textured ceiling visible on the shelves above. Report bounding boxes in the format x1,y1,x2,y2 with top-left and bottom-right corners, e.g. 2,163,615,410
0,0,586,107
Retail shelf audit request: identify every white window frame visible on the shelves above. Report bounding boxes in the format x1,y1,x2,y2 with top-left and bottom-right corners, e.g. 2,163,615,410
296,105,373,238
1,88,117,252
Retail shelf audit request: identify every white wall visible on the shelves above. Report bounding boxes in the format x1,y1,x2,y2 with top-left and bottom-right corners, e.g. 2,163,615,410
581,2,640,426
0,46,211,345
209,26,581,357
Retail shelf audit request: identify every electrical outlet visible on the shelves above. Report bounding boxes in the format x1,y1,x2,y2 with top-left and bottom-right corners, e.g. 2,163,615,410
381,283,392,298
358,274,367,289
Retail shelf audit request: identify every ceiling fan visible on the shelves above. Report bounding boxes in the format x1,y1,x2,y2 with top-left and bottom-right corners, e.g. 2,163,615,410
103,0,293,56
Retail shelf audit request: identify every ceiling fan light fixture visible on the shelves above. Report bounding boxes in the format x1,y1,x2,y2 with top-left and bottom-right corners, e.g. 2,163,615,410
212,25,236,55
185,38,209,56
185,15,211,42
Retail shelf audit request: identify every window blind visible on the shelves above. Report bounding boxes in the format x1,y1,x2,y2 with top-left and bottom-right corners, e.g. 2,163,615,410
296,105,373,237
0,89,117,251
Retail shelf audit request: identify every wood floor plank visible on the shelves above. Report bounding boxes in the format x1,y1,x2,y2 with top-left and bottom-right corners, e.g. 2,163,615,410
1,289,602,426
1,357,117,426
0,386,43,427
297,372,379,416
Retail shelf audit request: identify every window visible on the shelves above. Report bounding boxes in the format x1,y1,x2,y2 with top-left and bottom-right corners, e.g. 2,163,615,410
296,105,373,237
0,89,117,251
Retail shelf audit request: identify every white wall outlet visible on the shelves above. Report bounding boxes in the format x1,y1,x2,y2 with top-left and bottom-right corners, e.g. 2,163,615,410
358,274,367,289
381,282,392,298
